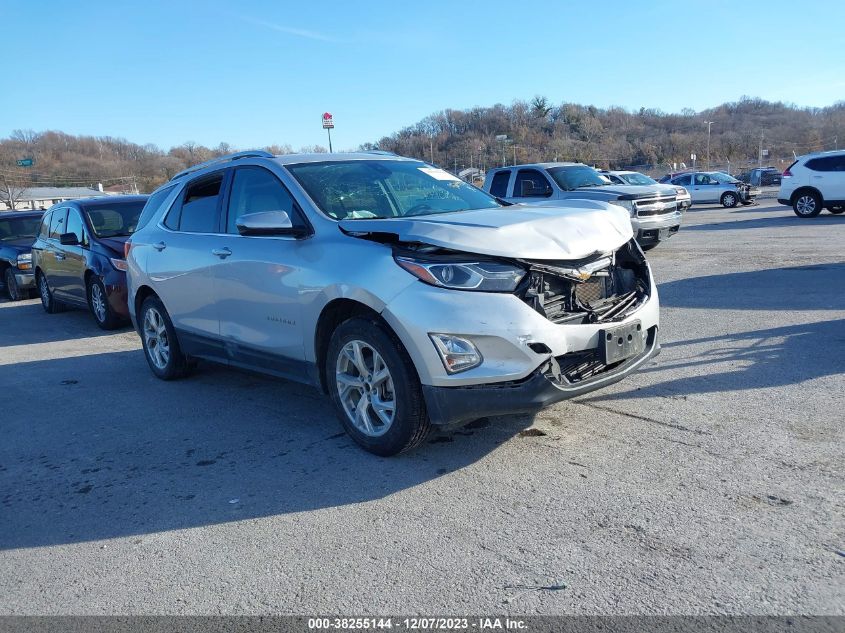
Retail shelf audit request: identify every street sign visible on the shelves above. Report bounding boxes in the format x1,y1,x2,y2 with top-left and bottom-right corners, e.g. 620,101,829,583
16,158,34,167
322,112,334,129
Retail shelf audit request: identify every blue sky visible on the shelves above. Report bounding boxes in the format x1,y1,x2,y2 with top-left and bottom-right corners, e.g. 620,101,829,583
3,0,844,151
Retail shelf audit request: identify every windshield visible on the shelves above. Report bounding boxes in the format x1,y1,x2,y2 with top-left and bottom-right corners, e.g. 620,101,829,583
83,201,146,237
619,172,658,186
286,160,501,220
547,166,608,191
710,172,740,184
0,216,41,241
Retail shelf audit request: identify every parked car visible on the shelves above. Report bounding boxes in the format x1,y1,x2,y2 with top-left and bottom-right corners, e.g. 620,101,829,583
31,195,148,328
778,150,845,218
483,163,683,250
0,210,44,301
127,151,660,455
600,170,692,211
736,167,782,187
663,171,757,208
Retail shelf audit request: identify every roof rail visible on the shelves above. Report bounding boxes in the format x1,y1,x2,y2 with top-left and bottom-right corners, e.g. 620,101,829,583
170,150,274,181
363,150,396,156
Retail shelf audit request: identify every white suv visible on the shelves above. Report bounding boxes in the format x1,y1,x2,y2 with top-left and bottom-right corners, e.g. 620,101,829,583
126,151,660,455
778,150,845,217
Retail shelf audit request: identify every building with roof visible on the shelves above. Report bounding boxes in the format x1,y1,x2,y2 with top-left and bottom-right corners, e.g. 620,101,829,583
0,186,108,211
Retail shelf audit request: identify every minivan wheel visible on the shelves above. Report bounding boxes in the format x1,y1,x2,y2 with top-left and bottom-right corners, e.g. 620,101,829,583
720,192,738,208
140,296,188,380
37,271,63,313
326,317,430,456
793,192,822,217
4,268,22,301
88,277,121,330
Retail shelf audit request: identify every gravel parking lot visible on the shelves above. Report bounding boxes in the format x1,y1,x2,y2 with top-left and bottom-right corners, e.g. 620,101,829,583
0,197,842,615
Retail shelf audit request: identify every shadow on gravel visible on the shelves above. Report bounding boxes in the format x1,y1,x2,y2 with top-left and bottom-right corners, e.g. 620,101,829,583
0,350,532,550
0,300,131,347
594,318,845,399
685,213,844,231
657,263,845,311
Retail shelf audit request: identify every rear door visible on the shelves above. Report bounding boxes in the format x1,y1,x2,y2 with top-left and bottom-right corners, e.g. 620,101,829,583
213,165,309,373
806,155,845,201
671,175,695,201
144,171,228,349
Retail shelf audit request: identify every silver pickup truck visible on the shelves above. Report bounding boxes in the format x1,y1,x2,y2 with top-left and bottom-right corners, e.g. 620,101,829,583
483,163,684,250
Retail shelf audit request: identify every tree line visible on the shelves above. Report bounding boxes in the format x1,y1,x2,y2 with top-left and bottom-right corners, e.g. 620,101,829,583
1,96,843,208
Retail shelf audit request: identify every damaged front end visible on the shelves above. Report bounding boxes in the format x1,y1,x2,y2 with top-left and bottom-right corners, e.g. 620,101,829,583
516,239,650,325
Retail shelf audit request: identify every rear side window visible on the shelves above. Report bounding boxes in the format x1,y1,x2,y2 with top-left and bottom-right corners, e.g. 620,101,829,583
49,208,68,239
226,167,305,234
165,173,224,233
806,155,845,172
488,171,511,197
137,185,176,231
671,175,692,186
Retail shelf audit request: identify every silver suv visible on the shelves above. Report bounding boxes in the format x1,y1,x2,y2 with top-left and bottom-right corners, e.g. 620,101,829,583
127,151,660,455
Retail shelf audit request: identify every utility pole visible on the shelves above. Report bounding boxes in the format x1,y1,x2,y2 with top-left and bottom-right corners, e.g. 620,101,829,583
758,132,764,169
705,121,714,169
430,137,434,165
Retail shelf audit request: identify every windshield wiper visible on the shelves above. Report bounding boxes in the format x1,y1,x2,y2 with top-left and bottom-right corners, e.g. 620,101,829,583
576,183,604,188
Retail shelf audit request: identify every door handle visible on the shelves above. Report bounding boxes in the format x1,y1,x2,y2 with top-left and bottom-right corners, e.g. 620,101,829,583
153,241,167,251
212,247,232,259
55,253,66,260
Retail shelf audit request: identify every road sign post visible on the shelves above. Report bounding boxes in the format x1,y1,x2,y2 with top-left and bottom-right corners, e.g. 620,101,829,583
322,112,334,153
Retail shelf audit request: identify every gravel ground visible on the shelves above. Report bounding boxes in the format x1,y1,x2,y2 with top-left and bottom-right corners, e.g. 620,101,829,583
0,198,842,615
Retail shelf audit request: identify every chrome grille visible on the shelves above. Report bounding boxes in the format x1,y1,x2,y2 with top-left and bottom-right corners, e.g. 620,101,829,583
635,197,677,217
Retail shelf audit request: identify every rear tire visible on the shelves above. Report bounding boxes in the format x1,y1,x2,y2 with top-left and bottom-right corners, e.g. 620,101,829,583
641,243,659,251
793,191,822,217
829,207,844,215
4,268,22,301
139,295,189,380
37,271,63,313
326,317,430,456
720,192,739,208
88,277,121,330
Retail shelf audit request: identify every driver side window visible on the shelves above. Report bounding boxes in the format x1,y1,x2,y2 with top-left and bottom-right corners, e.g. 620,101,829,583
226,167,303,235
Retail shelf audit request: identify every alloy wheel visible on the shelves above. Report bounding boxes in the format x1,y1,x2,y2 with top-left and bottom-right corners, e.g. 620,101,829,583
335,339,396,437
91,283,107,323
143,307,171,370
796,195,816,215
39,275,50,305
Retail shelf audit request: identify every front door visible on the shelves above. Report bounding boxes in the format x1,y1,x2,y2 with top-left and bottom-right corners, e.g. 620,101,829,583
213,165,307,375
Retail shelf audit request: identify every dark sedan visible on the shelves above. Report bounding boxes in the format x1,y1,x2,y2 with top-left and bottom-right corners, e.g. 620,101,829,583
31,195,148,329
0,210,44,301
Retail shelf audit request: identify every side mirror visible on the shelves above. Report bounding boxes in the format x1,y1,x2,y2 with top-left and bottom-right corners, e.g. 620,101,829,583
59,232,80,246
236,211,306,237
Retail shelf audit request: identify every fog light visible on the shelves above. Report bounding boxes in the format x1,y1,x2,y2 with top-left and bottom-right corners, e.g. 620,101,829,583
429,333,482,374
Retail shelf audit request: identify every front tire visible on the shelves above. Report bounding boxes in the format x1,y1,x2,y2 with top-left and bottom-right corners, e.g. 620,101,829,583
88,277,121,330
721,192,739,208
326,317,430,456
793,192,822,217
4,268,22,301
828,207,844,215
37,271,63,313
139,295,189,380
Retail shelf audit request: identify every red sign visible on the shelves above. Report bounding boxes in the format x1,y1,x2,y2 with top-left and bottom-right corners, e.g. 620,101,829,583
322,112,334,129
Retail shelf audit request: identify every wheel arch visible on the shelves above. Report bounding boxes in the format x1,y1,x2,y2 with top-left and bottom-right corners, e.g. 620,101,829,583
790,186,824,205
133,284,159,324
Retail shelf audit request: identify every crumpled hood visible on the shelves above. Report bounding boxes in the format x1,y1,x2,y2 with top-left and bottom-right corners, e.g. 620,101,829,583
0,238,36,254
98,235,129,255
338,200,633,260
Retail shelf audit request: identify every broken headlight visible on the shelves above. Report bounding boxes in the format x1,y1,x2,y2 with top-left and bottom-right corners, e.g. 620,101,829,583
395,256,525,292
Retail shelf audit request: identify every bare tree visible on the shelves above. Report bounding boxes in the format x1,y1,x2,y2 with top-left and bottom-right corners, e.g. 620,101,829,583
0,175,28,211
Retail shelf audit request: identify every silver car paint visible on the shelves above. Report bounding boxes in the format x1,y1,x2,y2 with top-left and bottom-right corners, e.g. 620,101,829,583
128,153,660,391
